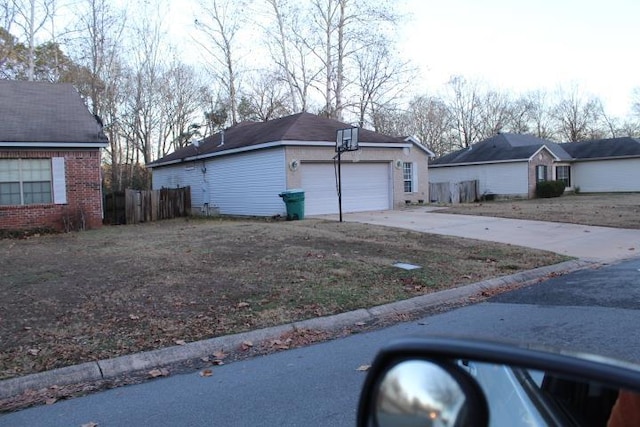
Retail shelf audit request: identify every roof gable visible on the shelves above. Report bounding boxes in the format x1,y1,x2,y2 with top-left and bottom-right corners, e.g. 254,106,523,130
150,112,410,166
0,81,108,146
430,133,567,166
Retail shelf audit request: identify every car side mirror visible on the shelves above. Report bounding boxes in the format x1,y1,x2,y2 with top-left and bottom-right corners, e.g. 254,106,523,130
358,337,640,427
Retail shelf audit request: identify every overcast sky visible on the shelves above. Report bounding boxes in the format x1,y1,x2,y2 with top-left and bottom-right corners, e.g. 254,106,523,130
398,0,639,116
166,0,638,117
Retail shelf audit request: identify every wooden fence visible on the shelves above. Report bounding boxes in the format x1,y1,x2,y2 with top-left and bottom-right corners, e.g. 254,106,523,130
104,187,191,225
429,180,479,203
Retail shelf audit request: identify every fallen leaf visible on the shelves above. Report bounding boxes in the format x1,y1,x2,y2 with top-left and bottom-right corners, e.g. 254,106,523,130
200,369,213,377
212,359,225,366
237,302,250,309
129,314,140,320
148,368,169,378
213,350,227,359
200,356,210,363
356,365,371,372
27,348,39,356
240,340,253,350
271,339,290,350
45,397,57,405
175,340,186,346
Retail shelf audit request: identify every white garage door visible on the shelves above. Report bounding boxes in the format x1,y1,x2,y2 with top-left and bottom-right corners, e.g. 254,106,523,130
301,162,391,215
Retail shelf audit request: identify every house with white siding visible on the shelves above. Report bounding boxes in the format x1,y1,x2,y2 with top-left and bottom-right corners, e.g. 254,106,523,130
429,133,640,202
147,112,435,216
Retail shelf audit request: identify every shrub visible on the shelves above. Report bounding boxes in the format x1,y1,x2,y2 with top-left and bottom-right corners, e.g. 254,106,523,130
536,180,566,198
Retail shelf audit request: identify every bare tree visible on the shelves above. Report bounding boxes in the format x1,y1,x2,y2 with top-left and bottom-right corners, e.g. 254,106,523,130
158,63,205,156
352,42,414,128
194,0,244,125
238,72,291,122
11,0,56,80
522,90,555,139
552,85,602,142
476,89,514,138
406,95,452,156
263,0,319,113
445,75,482,148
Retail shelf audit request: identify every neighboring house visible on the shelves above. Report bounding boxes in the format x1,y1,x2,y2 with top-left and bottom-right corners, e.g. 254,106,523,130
148,112,435,216
559,137,640,193
429,133,640,201
0,81,108,231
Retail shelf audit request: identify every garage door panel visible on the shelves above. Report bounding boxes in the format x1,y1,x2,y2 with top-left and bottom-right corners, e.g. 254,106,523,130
301,162,391,215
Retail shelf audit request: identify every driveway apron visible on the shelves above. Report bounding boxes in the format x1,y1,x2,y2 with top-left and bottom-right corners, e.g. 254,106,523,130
325,208,640,263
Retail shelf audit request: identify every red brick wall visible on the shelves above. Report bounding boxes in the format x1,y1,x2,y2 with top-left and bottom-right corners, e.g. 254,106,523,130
527,149,556,198
0,149,103,232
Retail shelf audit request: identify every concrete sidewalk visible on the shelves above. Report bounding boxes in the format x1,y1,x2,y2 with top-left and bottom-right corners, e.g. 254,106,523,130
328,208,640,263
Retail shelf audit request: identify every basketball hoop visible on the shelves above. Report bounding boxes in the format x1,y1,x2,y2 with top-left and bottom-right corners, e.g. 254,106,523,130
336,127,359,152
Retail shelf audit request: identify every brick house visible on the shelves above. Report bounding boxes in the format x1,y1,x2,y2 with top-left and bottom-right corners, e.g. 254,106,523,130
0,81,108,232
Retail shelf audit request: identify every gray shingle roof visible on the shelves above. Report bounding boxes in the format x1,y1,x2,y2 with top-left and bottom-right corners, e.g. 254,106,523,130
430,133,568,166
0,80,107,144
431,133,640,166
559,137,640,160
149,112,406,167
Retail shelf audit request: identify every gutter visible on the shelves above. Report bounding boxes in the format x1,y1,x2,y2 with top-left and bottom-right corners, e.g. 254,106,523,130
148,140,414,169
0,141,108,148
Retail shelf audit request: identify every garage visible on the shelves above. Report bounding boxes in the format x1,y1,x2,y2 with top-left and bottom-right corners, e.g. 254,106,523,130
301,162,392,215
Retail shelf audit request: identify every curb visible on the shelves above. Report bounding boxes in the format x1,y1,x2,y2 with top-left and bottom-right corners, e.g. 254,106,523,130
0,258,596,400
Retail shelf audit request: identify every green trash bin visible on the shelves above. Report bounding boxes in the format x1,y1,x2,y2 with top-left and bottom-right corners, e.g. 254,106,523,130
279,189,305,220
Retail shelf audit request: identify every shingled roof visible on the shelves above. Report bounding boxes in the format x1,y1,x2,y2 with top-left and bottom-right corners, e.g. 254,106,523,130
431,133,640,167
149,112,410,167
0,80,107,146
560,137,640,160
430,133,570,166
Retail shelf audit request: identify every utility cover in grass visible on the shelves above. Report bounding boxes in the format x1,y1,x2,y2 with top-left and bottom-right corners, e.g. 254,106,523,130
393,262,421,270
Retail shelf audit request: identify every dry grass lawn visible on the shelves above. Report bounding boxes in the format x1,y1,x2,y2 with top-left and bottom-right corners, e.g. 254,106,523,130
0,217,567,380
441,193,640,229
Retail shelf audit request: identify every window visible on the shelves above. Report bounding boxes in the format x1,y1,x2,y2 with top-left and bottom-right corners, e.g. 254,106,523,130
403,162,414,193
536,165,547,183
556,166,571,187
0,159,52,205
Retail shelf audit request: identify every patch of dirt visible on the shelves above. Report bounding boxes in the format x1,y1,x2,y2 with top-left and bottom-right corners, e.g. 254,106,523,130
440,193,640,229
0,217,567,382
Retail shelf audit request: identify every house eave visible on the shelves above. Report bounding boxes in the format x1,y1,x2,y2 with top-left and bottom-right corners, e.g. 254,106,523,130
148,139,413,169
430,158,528,168
0,141,108,148
569,154,640,162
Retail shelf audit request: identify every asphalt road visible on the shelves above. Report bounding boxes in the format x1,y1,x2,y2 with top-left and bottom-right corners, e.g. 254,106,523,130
2,258,640,426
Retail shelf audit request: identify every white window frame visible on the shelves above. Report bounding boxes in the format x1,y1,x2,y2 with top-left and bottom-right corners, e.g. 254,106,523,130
536,165,548,183
555,165,571,187
403,162,416,193
0,158,66,206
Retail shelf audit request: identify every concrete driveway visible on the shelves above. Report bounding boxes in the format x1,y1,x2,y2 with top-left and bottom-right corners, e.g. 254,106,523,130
323,207,640,263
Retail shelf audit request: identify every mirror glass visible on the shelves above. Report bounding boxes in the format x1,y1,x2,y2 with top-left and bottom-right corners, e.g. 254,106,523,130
375,360,468,427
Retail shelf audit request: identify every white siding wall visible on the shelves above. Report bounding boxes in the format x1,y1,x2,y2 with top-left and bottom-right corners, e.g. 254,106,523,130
572,158,640,192
430,162,529,196
151,163,207,209
210,148,286,216
152,148,286,216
